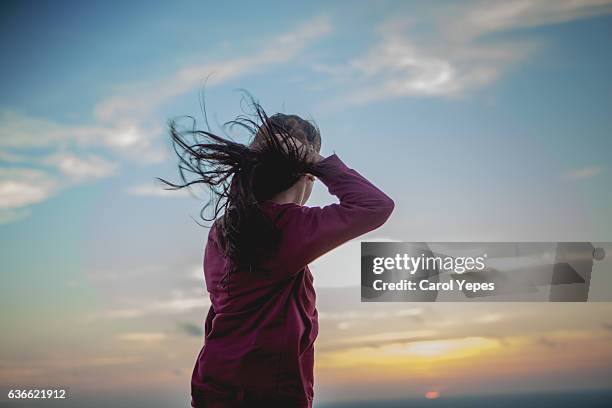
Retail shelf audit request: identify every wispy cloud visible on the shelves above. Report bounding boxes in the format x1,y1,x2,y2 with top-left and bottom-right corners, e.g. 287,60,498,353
0,207,31,225
321,0,612,103
0,168,59,224
44,153,118,182
536,336,559,348
95,17,332,123
448,0,612,40
103,296,210,320
0,110,166,163
565,166,603,180
0,16,331,224
177,321,204,337
0,168,58,208
116,332,167,343
328,329,438,349
0,150,26,163
126,183,193,198
0,154,120,224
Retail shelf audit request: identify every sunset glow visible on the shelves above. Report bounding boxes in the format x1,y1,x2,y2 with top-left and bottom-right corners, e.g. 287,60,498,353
425,390,440,399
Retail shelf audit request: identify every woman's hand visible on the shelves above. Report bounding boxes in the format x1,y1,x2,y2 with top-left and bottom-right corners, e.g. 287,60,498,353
273,133,324,164
302,142,324,164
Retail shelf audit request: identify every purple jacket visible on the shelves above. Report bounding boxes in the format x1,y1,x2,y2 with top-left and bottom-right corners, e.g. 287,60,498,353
191,154,394,407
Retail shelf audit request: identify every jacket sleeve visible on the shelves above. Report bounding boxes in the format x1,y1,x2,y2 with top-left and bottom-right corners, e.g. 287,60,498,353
274,153,395,275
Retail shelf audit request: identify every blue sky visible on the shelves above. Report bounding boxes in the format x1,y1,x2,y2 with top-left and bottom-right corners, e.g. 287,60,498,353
1,0,612,404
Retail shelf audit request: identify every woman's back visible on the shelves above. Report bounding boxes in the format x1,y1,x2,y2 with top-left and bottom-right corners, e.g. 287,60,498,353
191,154,394,408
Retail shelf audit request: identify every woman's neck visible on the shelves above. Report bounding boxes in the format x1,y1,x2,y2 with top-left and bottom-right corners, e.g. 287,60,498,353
270,183,304,205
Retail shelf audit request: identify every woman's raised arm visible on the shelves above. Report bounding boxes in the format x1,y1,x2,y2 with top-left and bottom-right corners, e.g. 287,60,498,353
273,153,395,275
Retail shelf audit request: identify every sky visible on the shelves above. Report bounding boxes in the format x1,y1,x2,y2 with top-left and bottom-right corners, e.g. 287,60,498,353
1,0,612,406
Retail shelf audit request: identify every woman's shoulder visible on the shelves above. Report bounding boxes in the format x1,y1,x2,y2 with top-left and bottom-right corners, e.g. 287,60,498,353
260,200,304,220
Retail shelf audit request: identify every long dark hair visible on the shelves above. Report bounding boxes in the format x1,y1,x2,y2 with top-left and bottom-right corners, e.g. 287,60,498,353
158,96,322,284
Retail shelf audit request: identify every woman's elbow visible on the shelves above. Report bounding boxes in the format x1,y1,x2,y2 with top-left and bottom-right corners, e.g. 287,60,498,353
379,195,395,221
363,195,395,228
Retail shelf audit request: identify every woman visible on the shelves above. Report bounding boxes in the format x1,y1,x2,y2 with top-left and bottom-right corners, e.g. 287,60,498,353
162,100,394,407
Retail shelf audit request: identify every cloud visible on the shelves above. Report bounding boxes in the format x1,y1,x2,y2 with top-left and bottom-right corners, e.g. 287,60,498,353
44,153,118,182
126,183,193,198
536,336,559,348
10,18,331,157
347,26,525,102
116,332,167,343
0,168,59,210
177,321,204,337
80,356,144,367
0,153,118,224
0,207,31,225
103,296,211,320
0,165,52,226
84,263,209,325
0,110,70,148
0,17,332,222
337,321,353,330
473,313,504,324
1,17,332,155
0,150,26,163
565,166,603,180
0,110,166,163
322,0,612,103
319,335,501,362
318,307,423,322
449,0,612,40
333,329,438,347
94,17,332,123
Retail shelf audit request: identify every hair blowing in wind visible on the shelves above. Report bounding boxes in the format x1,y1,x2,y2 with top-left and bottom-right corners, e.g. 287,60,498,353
158,97,323,281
